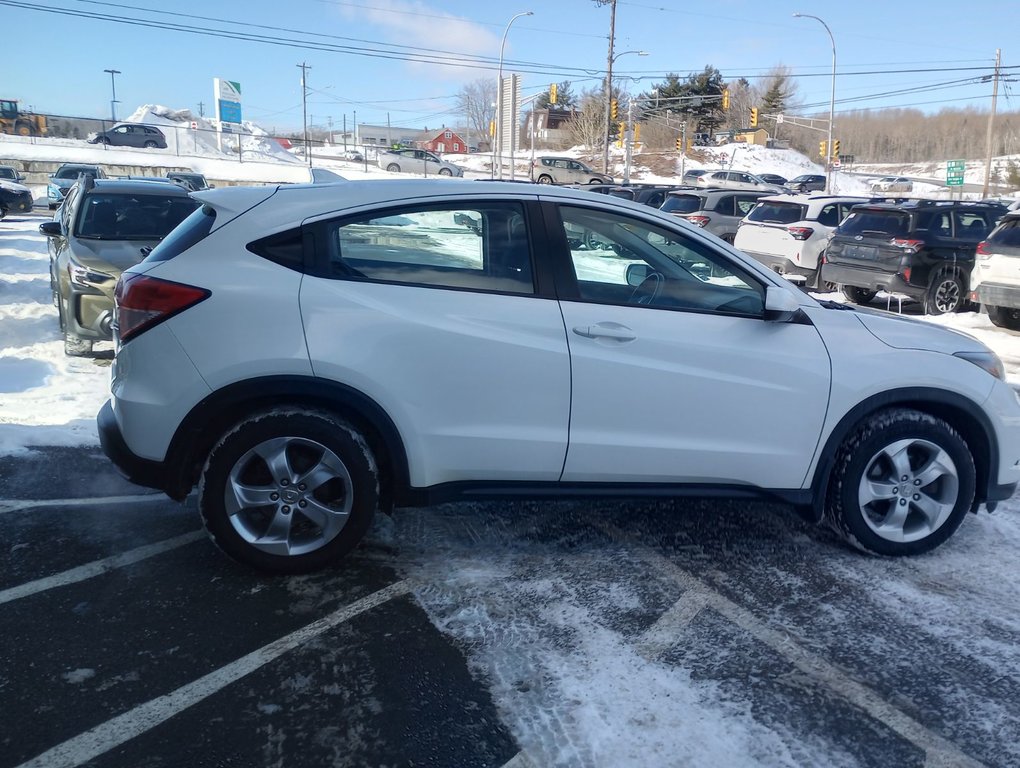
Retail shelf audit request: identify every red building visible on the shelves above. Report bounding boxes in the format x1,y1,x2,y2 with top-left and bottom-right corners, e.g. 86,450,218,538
422,128,468,154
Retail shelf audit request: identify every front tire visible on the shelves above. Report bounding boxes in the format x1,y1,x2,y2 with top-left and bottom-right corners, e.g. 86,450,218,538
143,140,158,149
198,409,379,573
842,285,877,305
438,167,453,177
63,330,93,357
987,305,1020,330
824,408,975,556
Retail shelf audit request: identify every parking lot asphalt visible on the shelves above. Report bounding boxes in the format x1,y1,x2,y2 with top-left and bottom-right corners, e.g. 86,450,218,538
3,447,1020,767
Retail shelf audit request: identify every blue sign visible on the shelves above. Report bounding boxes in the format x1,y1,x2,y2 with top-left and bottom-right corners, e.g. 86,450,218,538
218,99,242,124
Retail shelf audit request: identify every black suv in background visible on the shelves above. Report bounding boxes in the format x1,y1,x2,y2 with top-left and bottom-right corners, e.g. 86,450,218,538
88,123,168,149
821,200,1008,314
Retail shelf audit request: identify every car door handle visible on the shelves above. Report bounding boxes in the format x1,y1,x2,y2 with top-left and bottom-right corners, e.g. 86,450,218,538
572,323,636,342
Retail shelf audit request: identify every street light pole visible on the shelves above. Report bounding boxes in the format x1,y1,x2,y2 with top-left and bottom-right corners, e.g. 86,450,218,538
794,13,835,193
602,50,647,179
495,11,533,181
103,69,121,122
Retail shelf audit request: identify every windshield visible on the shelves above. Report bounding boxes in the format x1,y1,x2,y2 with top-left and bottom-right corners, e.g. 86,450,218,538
835,210,910,238
0,168,17,180
660,195,703,214
747,201,806,224
75,192,201,240
56,167,99,180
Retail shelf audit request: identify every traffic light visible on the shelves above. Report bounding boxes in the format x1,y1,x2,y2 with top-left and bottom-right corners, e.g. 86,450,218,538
675,136,683,152
611,99,618,120
819,140,827,158
722,89,730,110
831,139,841,158
633,123,641,143
489,120,495,137
749,107,758,127
549,83,558,105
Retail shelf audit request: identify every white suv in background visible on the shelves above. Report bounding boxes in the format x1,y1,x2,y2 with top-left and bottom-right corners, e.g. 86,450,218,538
97,180,1020,573
734,195,869,288
970,211,1020,329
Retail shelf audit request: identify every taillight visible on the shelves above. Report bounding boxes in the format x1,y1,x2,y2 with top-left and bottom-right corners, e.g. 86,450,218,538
890,238,925,254
787,226,813,241
684,215,710,227
114,273,210,344
902,266,912,282
976,241,992,259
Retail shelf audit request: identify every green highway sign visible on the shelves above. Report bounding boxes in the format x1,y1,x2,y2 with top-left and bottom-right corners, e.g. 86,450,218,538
947,159,965,186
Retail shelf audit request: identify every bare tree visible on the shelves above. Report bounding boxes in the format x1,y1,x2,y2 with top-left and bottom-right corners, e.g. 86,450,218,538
456,79,496,145
566,90,609,153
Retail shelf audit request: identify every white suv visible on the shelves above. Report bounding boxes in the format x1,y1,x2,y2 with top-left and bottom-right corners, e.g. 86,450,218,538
734,194,869,288
98,180,1020,573
970,211,1020,329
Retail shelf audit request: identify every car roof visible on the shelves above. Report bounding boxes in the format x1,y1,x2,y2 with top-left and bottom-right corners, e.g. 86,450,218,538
87,178,195,196
756,193,869,205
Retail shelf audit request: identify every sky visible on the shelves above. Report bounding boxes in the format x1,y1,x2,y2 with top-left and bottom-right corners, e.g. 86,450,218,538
1,0,1014,134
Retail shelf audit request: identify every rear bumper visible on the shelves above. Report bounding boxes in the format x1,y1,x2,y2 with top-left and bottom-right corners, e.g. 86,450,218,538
744,250,817,280
821,263,921,299
976,283,1020,310
97,400,172,494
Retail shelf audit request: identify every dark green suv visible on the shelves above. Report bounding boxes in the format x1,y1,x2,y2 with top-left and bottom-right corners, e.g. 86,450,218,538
821,200,1008,314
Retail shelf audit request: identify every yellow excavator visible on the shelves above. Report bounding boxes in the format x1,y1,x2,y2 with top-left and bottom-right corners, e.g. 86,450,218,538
0,99,47,136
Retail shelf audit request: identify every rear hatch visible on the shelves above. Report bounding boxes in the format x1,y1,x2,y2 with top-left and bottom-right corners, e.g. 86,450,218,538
733,200,808,257
661,194,705,217
826,207,913,274
976,215,1020,286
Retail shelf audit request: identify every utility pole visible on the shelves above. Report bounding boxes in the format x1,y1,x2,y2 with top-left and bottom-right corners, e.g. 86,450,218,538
982,48,1001,198
297,62,311,166
624,99,634,184
598,0,617,174
343,114,347,151
197,101,205,118
103,69,121,122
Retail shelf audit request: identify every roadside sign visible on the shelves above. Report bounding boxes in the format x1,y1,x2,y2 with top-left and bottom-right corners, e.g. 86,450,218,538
947,159,965,187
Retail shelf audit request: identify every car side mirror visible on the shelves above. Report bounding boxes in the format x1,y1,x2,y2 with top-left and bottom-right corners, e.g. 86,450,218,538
626,263,652,286
39,221,62,237
764,285,802,323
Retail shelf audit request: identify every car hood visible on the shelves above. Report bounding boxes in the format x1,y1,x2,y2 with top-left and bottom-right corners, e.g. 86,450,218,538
71,238,161,273
851,305,986,355
0,179,30,194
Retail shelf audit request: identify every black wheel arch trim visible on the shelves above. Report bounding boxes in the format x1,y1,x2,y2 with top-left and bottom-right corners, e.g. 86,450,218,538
808,386,1003,522
162,375,412,503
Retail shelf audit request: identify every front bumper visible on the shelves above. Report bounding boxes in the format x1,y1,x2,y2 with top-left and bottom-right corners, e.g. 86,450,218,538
821,262,922,300
65,283,115,341
1,192,33,212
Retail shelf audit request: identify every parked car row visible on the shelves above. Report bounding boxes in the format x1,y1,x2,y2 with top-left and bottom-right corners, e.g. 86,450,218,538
0,164,33,219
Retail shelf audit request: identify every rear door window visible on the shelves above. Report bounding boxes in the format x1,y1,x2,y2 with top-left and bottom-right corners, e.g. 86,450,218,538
321,203,535,295
816,204,841,227
954,211,990,241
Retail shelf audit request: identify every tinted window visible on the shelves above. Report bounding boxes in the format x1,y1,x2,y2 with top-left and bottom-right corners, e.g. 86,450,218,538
955,211,989,241
146,205,217,262
987,218,1020,248
747,202,806,225
325,203,534,294
836,210,910,238
56,166,100,179
248,228,304,270
714,196,736,216
75,192,200,240
0,167,17,180
816,204,841,227
558,205,765,316
734,196,761,216
661,195,703,214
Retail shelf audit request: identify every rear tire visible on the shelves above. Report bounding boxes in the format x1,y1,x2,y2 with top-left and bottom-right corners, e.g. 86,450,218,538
824,408,975,556
386,163,400,173
841,285,877,304
925,271,965,315
537,175,553,184
986,305,1020,330
198,409,379,573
